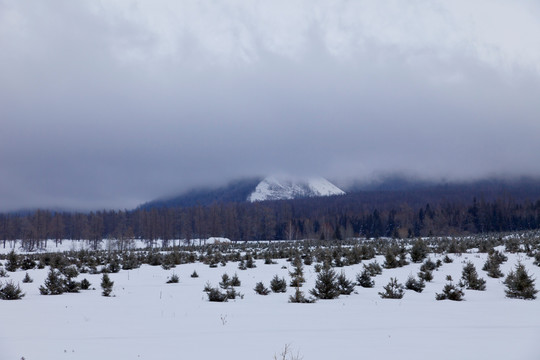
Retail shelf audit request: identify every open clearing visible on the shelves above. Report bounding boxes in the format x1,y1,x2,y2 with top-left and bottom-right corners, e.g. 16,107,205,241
1,240,539,360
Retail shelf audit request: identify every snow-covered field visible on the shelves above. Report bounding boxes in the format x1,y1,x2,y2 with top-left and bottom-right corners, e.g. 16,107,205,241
1,242,539,360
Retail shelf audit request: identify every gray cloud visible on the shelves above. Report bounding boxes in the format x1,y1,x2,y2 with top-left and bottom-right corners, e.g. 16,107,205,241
1,1,540,211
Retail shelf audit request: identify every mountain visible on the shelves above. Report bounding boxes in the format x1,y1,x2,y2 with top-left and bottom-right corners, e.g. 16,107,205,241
247,176,345,202
139,177,262,209
140,176,346,209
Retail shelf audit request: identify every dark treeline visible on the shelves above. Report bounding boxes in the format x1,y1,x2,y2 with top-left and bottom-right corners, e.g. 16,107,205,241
1,190,540,248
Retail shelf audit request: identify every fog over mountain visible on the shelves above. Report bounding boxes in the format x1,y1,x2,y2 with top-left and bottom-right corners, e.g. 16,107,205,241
1,1,540,211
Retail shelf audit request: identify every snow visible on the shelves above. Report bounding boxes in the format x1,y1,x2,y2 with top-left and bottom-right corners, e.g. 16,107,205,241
248,176,345,202
1,245,539,359
0,238,231,254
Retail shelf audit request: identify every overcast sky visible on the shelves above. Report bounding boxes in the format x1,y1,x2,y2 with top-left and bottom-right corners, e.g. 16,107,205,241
1,0,540,211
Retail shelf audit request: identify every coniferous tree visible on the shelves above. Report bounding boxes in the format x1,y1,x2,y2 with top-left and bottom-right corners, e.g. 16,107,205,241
207,287,228,302
270,275,287,293
62,265,81,293
418,269,433,282
225,287,243,300
420,258,437,272
254,281,270,295
5,250,19,272
356,269,375,288
405,275,425,293
383,249,399,269
504,263,538,300
410,239,429,263
0,281,25,300
80,278,91,290
289,256,305,287
289,286,315,303
483,257,504,278
40,269,65,295
310,267,339,299
190,270,199,278
435,282,464,301
166,273,179,283
22,272,33,283
379,278,404,299
219,273,231,289
101,273,114,297
460,261,486,290
443,255,454,263
237,259,247,270
20,257,36,271
245,254,256,268
533,252,540,267
365,261,383,276
230,273,241,287
337,271,355,295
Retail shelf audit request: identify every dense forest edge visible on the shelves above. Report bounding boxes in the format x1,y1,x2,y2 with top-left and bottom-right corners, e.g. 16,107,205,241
2,177,540,249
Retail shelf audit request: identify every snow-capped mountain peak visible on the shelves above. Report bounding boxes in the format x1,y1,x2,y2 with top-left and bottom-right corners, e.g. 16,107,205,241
247,176,345,202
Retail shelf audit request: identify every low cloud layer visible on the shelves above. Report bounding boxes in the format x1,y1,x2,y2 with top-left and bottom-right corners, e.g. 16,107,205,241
1,1,540,211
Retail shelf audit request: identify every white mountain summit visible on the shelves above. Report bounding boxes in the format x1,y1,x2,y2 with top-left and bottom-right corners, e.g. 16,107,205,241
247,176,345,202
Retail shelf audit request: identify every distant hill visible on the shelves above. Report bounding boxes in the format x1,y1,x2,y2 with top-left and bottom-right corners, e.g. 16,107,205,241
247,176,345,202
139,177,262,209
139,175,540,211
141,176,346,209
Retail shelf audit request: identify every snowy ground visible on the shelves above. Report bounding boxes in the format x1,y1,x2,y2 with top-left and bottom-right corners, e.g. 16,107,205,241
1,244,539,360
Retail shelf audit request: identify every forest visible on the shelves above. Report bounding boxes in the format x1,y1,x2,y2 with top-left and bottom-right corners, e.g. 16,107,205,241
1,186,540,250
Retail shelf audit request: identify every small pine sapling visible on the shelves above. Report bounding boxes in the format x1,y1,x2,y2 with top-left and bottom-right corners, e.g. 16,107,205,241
80,278,91,290
504,263,538,300
0,280,25,300
166,273,179,284
310,267,339,299
40,269,65,295
483,257,504,278
63,265,81,293
365,261,383,276
20,257,36,271
225,287,243,300
289,256,305,287
190,270,199,278
245,254,257,268
254,281,270,295
219,273,231,289
356,269,375,288
289,287,315,303
435,282,464,301
22,272,33,283
378,277,404,299
5,250,19,272
533,252,540,267
410,239,429,263
337,271,355,295
383,249,399,269
418,269,433,282
443,255,453,263
420,258,437,272
101,273,114,297
405,275,425,293
230,273,241,287
207,287,228,302
270,275,287,293
237,260,247,270
460,261,486,290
